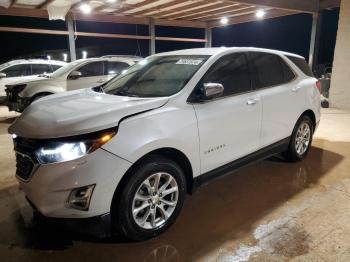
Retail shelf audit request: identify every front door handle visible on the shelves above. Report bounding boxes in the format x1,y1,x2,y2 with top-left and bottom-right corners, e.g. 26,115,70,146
247,98,259,105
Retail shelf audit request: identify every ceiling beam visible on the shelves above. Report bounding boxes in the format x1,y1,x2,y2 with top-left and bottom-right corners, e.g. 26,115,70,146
223,0,318,13
0,7,207,28
37,0,56,9
9,0,17,7
198,7,261,21
155,1,235,19
209,8,298,27
184,5,256,21
319,0,341,10
0,26,206,42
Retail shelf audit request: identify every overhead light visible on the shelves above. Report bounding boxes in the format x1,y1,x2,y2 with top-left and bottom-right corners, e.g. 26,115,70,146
220,17,228,25
106,0,117,3
256,10,266,19
82,51,88,59
63,53,68,62
47,55,51,60
80,3,92,14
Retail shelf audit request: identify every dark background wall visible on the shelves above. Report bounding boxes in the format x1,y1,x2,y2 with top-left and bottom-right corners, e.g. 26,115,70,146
0,8,339,66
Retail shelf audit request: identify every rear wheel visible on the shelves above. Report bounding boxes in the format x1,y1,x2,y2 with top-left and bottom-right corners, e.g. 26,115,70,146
284,115,313,162
112,155,186,241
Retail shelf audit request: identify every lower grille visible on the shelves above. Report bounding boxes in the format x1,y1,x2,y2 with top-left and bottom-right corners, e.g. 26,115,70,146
16,153,35,181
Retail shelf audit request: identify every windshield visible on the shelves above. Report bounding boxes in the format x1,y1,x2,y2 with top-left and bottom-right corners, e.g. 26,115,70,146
50,60,82,78
103,55,209,97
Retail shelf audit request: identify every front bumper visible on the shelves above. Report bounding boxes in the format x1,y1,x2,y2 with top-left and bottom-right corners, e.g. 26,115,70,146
17,148,132,219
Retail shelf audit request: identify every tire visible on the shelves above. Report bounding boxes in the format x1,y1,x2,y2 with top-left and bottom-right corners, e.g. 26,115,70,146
112,155,187,241
284,115,314,162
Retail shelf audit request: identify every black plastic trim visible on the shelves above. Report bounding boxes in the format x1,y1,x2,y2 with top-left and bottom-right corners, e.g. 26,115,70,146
193,137,290,190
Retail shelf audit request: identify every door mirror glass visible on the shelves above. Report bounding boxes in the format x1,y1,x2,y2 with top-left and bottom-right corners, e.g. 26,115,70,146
202,83,224,99
0,72,6,79
68,71,82,80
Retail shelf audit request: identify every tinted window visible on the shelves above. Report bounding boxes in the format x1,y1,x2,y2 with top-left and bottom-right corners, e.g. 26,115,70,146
31,64,52,74
107,62,130,75
249,52,294,89
77,61,104,77
200,53,251,97
1,64,31,77
287,56,314,77
51,65,62,71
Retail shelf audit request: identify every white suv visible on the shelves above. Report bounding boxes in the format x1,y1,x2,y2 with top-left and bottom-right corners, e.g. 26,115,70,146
9,48,321,240
5,56,141,112
0,59,66,102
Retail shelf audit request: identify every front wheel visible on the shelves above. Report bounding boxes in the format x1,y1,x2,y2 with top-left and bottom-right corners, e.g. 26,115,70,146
284,115,314,162
112,155,186,241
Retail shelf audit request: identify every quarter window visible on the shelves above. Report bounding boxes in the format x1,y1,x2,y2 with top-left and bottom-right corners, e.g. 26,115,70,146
200,53,252,97
249,52,294,89
77,61,104,77
287,56,314,77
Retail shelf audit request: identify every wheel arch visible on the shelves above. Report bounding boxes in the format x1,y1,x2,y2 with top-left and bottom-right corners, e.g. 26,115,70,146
111,147,194,215
301,109,316,130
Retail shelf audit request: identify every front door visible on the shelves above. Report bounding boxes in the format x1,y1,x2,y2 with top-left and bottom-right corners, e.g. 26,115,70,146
192,53,262,174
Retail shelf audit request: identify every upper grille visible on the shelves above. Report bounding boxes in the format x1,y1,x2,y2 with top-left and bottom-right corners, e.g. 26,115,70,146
13,137,40,181
16,153,35,181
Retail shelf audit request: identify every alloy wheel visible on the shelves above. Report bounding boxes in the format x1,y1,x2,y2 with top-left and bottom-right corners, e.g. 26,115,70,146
295,122,311,156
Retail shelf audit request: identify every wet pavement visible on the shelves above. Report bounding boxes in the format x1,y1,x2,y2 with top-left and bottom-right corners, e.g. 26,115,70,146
1,106,350,261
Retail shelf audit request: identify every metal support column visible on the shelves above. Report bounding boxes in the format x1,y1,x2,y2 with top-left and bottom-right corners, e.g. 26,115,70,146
66,16,76,61
205,28,212,48
309,12,322,70
149,18,156,55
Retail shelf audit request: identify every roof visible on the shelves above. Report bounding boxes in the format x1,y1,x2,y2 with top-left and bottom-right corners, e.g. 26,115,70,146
0,59,66,66
154,47,304,58
0,1,340,29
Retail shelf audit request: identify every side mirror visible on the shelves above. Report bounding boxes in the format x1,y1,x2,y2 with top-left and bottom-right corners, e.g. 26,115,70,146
0,72,6,79
68,71,82,80
201,83,224,100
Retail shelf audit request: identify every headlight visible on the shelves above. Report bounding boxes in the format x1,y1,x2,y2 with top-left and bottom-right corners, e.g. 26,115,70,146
35,130,116,164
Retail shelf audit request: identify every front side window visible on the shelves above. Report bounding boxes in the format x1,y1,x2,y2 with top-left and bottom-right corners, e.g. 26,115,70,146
199,53,251,97
249,52,294,89
77,61,105,77
103,55,209,97
1,64,31,77
106,61,130,75
31,64,52,75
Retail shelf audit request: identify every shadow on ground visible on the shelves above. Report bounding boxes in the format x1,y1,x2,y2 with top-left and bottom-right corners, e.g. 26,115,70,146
0,140,345,261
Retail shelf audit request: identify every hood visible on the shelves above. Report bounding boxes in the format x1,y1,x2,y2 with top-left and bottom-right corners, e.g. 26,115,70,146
9,89,169,139
6,76,50,87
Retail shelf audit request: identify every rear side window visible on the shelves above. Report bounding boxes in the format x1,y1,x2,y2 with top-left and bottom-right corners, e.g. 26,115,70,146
106,61,130,75
201,53,251,96
287,56,314,77
31,64,52,74
249,52,295,89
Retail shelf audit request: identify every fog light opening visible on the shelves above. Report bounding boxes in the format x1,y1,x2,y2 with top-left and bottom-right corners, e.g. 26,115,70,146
66,184,95,211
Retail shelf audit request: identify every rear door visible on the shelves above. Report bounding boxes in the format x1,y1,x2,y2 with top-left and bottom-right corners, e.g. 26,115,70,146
192,52,262,173
67,61,107,90
248,52,305,148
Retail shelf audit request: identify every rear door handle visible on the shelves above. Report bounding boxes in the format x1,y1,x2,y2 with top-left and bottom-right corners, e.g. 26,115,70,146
247,98,259,105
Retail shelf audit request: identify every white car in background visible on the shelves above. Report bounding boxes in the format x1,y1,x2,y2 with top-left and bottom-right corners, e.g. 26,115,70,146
0,59,66,102
5,56,141,112
9,48,320,240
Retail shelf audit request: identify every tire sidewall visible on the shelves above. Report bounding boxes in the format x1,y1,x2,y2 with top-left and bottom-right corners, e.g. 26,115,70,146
115,156,186,240
290,116,314,161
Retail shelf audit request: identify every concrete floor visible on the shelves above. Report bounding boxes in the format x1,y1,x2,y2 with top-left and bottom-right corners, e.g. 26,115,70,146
1,106,350,262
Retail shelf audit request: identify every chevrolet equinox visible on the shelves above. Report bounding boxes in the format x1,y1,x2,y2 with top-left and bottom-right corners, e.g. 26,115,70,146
9,48,321,240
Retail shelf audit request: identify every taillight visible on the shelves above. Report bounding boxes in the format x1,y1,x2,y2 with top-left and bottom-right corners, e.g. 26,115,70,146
316,80,321,93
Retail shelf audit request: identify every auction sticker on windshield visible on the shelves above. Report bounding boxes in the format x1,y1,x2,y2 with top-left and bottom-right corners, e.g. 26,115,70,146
176,59,204,65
